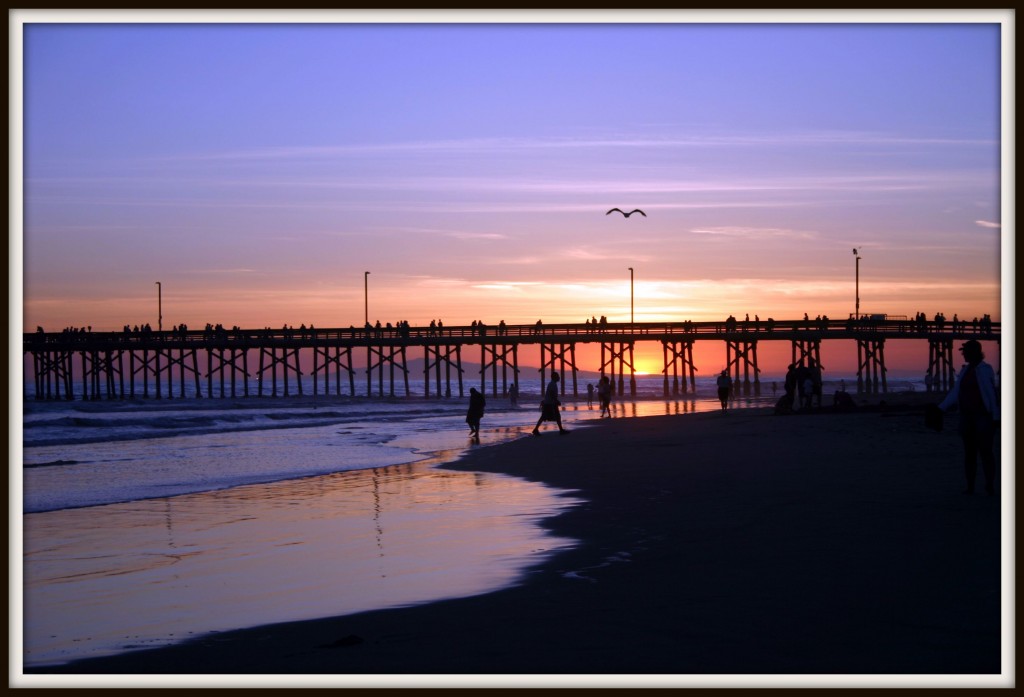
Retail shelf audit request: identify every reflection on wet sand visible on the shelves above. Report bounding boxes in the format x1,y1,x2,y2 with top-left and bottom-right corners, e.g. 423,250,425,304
23,462,580,667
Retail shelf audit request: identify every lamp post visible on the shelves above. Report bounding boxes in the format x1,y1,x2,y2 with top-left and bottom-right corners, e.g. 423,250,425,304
628,267,634,327
364,271,370,326
155,281,162,332
852,249,861,319
628,267,636,396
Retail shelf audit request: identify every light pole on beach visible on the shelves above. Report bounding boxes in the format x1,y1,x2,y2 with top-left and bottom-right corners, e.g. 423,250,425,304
155,281,162,332
852,249,861,319
364,271,370,326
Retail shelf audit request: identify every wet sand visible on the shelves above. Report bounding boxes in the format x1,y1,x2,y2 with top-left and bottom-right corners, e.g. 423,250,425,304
22,396,1007,686
20,459,581,668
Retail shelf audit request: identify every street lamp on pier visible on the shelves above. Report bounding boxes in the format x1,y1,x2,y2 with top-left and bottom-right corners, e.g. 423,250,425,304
628,267,634,327
852,249,861,319
628,266,636,397
364,271,370,326
155,281,162,332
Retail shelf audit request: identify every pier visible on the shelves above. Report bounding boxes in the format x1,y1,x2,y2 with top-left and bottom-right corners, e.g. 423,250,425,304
24,317,1000,402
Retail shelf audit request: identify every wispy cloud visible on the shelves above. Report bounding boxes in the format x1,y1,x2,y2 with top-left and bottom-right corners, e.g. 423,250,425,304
491,255,546,266
444,231,508,241
472,281,544,292
975,220,1001,229
364,226,509,240
563,247,645,262
689,226,818,241
161,131,997,163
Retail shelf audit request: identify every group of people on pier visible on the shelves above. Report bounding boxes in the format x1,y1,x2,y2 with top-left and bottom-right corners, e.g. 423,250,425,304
32,309,996,346
913,312,994,334
365,320,413,339
33,325,98,343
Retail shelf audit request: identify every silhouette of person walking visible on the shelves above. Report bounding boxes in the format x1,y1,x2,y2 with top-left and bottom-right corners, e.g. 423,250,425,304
778,364,802,413
716,370,732,411
533,372,568,435
938,340,1000,494
508,381,519,407
466,387,486,438
597,375,612,417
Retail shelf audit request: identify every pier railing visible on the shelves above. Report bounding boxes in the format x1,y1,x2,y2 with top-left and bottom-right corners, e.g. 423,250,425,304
23,318,1000,402
24,317,998,345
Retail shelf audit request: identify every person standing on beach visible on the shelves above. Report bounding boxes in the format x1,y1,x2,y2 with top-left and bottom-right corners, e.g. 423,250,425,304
808,359,823,409
533,372,568,435
716,370,732,411
587,383,595,408
938,340,1000,495
783,364,798,411
466,387,486,438
508,381,519,407
597,375,612,417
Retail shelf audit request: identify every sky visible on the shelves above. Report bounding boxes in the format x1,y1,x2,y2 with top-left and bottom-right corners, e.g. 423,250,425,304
15,12,1008,373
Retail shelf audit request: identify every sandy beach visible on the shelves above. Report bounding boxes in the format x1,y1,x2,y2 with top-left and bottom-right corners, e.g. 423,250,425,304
22,395,1007,686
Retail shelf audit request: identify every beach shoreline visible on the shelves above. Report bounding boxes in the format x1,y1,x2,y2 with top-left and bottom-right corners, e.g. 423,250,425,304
18,395,1007,686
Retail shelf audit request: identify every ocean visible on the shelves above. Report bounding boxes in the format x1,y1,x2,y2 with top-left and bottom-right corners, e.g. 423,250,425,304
17,373,926,668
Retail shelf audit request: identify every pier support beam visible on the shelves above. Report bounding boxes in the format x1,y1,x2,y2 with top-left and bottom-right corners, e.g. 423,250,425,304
538,342,579,397
312,343,357,397
856,338,888,394
30,349,75,400
154,346,202,398
366,343,410,398
790,339,823,374
258,345,304,397
480,342,520,397
926,339,956,393
661,340,696,395
423,343,464,398
205,347,249,398
599,342,635,397
726,339,761,396
80,348,126,400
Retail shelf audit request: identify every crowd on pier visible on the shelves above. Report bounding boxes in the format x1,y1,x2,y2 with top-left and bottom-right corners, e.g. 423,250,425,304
30,310,998,345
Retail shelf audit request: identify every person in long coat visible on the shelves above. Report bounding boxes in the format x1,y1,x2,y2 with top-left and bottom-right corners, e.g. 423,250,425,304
466,388,486,437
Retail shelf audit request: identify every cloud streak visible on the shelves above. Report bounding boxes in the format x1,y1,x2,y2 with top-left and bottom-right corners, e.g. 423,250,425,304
688,226,818,241
161,131,997,163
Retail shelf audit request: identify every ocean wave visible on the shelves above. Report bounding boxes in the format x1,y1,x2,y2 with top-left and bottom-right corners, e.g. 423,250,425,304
23,459,80,469
19,400,472,449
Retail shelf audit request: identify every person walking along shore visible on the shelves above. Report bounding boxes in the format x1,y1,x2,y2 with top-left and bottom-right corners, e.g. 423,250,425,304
533,372,568,435
466,387,485,439
716,370,732,411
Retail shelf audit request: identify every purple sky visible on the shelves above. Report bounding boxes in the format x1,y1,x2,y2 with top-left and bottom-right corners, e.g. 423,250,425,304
16,12,1007,337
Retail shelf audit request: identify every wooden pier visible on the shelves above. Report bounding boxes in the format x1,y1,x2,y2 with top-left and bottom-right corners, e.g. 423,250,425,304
24,317,1000,402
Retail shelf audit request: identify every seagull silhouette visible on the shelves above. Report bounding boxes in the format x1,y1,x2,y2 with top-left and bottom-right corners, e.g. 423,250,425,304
606,208,647,218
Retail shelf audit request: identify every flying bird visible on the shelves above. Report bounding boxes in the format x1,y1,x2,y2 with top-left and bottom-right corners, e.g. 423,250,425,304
606,208,646,218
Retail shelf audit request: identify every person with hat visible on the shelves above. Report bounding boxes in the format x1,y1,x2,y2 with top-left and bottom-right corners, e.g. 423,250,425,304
938,340,1000,495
